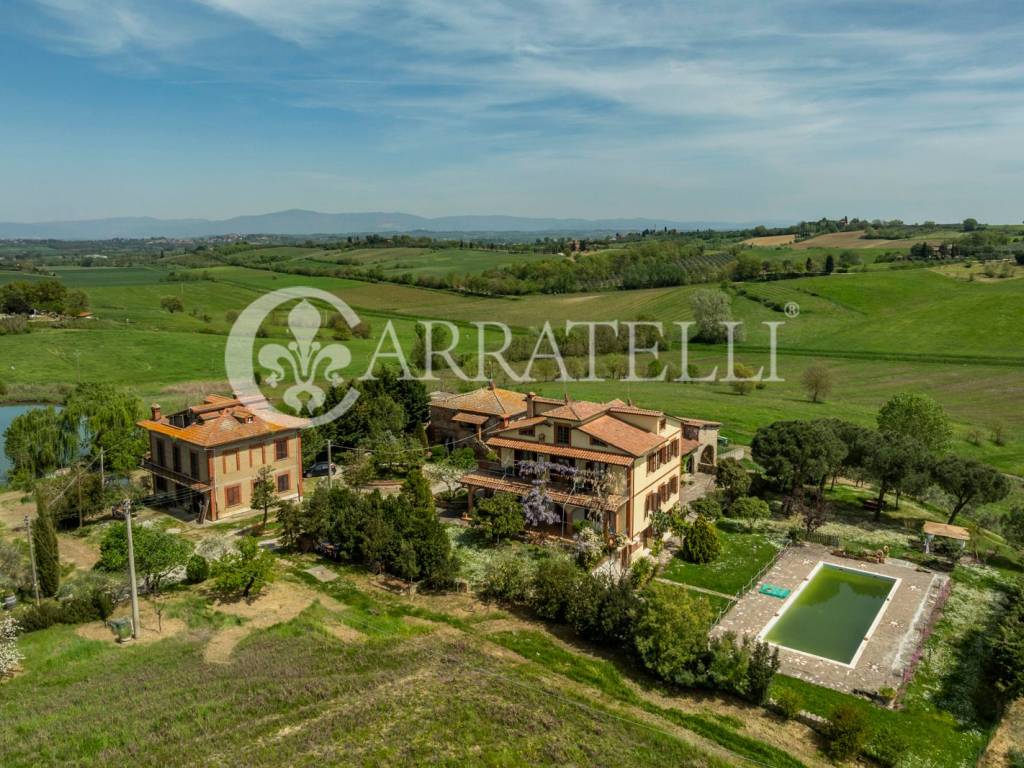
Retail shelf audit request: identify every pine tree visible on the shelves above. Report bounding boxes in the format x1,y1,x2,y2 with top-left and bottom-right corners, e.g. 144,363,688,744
32,511,60,597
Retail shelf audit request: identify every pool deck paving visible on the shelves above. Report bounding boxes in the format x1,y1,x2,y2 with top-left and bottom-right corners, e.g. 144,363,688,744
713,543,946,695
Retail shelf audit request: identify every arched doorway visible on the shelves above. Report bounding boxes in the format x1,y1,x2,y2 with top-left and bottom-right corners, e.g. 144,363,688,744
698,445,715,473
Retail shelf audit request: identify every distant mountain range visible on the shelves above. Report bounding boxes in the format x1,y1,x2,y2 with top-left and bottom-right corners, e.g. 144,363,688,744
0,210,791,240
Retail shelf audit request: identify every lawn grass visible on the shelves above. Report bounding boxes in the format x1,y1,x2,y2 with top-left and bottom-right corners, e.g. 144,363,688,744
0,612,727,767
660,527,782,596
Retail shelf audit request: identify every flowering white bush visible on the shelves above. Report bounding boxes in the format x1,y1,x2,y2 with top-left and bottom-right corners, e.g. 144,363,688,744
0,615,23,678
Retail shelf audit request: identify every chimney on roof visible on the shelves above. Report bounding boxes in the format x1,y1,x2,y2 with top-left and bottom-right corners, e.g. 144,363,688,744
150,403,162,421
526,392,536,417
487,379,496,390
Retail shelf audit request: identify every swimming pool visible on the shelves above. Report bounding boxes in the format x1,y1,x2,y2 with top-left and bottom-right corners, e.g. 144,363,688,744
761,562,899,667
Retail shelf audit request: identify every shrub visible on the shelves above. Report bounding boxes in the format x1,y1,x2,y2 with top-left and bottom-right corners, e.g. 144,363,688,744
629,555,657,588
564,572,603,637
186,554,210,584
824,703,871,761
773,687,804,720
731,496,771,531
471,492,524,544
633,586,714,687
14,600,65,632
680,515,721,564
745,638,780,704
479,551,532,605
689,497,721,520
868,725,910,768
530,556,578,622
1008,749,1024,768
212,537,275,599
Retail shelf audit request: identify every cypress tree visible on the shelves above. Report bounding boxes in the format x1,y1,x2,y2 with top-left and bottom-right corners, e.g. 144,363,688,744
32,511,60,597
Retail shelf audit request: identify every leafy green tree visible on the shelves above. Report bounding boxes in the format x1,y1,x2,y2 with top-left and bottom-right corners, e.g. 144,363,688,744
745,638,780,704
730,362,758,395
400,469,435,513
250,465,277,530
472,492,524,544
715,457,750,507
731,496,771,531
530,556,578,622
824,253,836,274
751,420,847,505
31,511,60,598
864,434,931,519
633,586,714,686
932,455,1010,525
733,253,762,280
213,536,275,599
985,580,1024,702
690,289,734,343
962,217,979,232
3,406,64,486
62,383,147,474
680,515,720,563
1004,506,1024,549
800,363,835,403
185,554,210,584
98,522,192,594
426,447,476,497
160,296,184,313
689,496,722,521
877,392,952,455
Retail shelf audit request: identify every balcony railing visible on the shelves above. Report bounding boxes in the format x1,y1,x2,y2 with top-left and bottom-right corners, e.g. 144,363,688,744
140,457,210,491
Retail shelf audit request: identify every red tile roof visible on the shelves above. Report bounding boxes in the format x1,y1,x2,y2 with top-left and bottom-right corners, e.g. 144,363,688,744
578,415,668,456
137,395,299,448
452,412,489,425
485,436,634,466
433,386,527,417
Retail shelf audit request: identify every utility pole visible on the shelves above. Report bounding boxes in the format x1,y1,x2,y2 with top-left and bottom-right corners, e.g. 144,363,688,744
123,500,141,640
24,515,40,606
327,439,333,489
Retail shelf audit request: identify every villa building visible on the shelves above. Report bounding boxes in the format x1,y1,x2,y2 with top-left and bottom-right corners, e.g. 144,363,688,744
459,390,720,563
137,394,304,522
427,383,528,455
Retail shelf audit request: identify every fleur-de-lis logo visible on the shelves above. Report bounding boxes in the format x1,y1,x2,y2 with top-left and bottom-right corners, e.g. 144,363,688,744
225,287,361,428
257,299,351,414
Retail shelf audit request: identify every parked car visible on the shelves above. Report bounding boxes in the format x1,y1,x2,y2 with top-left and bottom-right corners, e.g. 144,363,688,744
304,462,338,478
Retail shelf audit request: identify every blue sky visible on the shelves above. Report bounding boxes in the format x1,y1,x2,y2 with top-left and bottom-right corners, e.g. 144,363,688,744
2,0,1023,223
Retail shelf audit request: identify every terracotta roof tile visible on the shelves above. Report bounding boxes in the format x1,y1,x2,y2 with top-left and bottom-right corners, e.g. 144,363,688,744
485,436,634,466
137,395,299,448
452,412,489,425
542,400,610,421
434,387,527,417
578,415,667,456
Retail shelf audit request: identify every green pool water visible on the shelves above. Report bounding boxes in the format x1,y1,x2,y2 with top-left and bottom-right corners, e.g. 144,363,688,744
764,564,896,664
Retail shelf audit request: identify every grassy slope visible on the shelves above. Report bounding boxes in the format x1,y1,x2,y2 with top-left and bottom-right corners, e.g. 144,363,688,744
0,614,724,768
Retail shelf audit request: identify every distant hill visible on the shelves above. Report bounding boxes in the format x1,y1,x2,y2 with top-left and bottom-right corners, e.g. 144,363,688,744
0,209,789,240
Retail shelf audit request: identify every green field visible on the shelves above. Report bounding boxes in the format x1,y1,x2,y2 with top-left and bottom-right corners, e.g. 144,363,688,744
2,259,1023,473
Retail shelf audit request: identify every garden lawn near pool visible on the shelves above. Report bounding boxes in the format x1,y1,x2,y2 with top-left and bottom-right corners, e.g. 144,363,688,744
661,528,782,597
